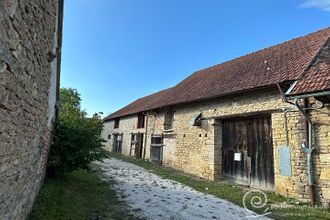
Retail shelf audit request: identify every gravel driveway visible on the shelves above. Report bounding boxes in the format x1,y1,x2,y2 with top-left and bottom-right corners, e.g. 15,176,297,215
98,158,269,220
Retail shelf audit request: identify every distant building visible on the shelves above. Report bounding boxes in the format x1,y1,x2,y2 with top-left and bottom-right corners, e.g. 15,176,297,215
102,27,330,204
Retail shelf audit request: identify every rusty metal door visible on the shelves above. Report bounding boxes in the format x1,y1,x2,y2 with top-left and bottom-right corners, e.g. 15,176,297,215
222,115,274,189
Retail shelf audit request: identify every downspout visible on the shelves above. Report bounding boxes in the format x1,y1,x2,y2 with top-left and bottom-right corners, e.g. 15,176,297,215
283,109,289,147
55,0,64,121
265,60,316,204
142,113,149,160
294,98,315,205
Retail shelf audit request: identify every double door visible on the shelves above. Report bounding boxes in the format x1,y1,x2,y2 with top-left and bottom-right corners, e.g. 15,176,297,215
222,115,274,189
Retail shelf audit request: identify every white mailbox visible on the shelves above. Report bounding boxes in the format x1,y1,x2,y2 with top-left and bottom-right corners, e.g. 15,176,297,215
234,152,242,161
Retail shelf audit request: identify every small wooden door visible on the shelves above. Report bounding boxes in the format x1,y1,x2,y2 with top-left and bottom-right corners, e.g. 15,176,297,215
150,146,162,164
150,136,163,164
222,115,274,189
130,134,144,158
135,134,144,159
112,134,122,153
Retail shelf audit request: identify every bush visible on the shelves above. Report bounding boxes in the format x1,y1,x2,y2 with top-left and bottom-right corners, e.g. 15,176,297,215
47,88,106,176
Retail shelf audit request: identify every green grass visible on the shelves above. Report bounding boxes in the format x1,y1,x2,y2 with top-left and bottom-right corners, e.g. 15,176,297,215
28,168,141,220
107,152,330,220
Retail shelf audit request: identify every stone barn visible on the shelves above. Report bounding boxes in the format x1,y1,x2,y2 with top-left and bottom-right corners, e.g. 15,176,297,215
0,0,63,219
102,27,330,204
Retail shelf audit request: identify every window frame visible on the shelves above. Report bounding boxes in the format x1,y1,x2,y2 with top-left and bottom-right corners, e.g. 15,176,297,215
137,113,145,129
164,110,174,130
114,118,120,129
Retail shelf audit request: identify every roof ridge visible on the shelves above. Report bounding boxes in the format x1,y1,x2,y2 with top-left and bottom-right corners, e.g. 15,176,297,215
194,26,330,74
287,36,330,96
297,36,330,81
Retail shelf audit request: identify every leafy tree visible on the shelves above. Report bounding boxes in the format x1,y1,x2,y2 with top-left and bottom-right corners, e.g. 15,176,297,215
47,88,105,176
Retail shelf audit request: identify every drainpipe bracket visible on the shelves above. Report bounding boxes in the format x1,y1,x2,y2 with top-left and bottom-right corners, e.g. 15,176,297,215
302,147,314,154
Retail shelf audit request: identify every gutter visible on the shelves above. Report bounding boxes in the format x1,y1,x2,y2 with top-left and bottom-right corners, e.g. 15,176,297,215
142,112,149,160
286,91,330,100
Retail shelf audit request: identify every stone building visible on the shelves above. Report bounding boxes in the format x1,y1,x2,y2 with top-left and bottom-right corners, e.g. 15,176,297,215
0,0,63,219
102,27,330,204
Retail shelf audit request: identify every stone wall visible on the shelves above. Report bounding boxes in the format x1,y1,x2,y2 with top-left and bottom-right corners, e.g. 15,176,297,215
104,88,330,204
101,115,145,156
0,0,62,219
271,101,330,203
311,104,330,203
144,89,288,180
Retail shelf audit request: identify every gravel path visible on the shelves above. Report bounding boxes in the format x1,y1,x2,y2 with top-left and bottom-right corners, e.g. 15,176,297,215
98,158,269,220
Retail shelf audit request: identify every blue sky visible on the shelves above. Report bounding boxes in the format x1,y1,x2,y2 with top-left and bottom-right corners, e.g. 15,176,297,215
60,0,330,116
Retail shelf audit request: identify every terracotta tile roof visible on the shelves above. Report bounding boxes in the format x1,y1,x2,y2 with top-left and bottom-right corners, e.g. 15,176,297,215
287,38,329,96
104,27,330,121
105,88,173,120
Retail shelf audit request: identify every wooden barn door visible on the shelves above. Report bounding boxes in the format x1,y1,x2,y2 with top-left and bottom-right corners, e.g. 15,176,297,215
130,134,144,158
150,135,163,164
222,115,274,189
134,134,144,159
112,134,123,153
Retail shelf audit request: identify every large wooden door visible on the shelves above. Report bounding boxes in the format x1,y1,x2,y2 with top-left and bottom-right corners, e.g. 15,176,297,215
222,115,274,189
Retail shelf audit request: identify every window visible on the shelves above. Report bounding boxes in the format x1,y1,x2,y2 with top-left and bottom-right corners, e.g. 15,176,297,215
164,110,174,130
151,136,163,145
108,135,111,140
114,118,120,129
137,113,145,129
190,113,202,126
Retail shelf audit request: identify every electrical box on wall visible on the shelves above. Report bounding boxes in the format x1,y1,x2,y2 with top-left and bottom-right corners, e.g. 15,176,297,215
279,146,292,176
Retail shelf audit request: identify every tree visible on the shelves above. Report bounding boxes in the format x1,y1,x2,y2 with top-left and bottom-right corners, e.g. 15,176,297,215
47,88,105,176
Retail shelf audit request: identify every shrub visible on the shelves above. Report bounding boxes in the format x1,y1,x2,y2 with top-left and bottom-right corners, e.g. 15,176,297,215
47,88,105,176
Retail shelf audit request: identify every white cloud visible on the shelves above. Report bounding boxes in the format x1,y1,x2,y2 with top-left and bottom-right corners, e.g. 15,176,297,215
300,0,330,11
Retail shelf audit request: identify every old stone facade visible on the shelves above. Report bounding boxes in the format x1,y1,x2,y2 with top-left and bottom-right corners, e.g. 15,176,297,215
0,0,63,219
102,115,146,155
102,28,330,205
102,89,330,204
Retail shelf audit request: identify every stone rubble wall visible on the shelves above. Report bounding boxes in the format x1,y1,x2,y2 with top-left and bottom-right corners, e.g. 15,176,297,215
101,115,145,155
103,88,330,204
145,89,288,180
0,0,61,219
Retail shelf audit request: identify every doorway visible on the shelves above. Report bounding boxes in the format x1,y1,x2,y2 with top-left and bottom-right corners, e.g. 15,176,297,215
130,133,144,159
222,115,274,189
112,134,123,153
150,135,163,164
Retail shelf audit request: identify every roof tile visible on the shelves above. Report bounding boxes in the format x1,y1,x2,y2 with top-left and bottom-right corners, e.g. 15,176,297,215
289,38,329,96
104,27,330,121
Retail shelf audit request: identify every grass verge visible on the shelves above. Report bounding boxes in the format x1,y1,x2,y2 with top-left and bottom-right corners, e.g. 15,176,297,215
107,152,330,220
28,168,140,220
